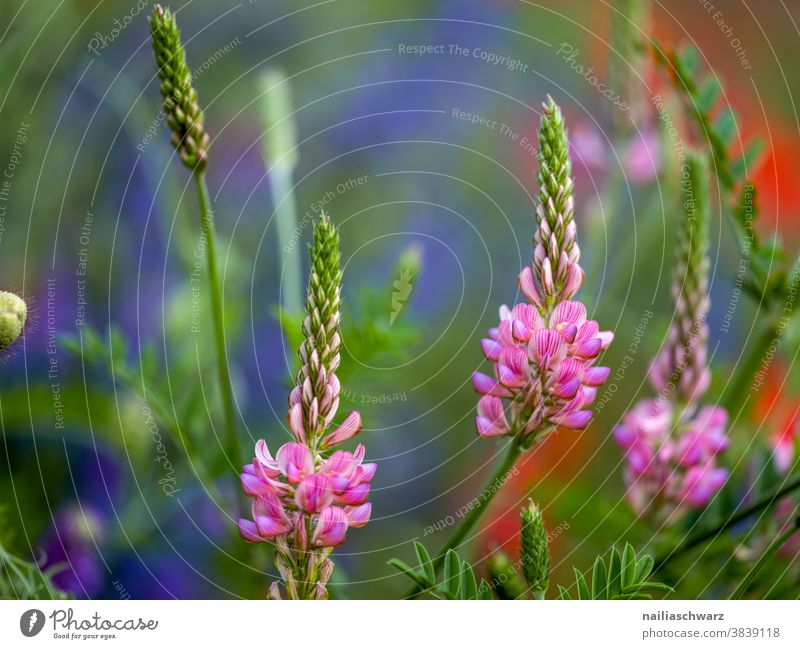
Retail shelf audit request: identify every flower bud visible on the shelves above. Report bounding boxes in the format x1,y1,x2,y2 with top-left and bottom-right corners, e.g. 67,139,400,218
520,500,550,599
0,291,27,350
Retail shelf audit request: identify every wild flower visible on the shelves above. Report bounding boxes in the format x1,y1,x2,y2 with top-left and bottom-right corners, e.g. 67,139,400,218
238,214,374,599
0,291,27,351
614,153,730,522
473,97,613,448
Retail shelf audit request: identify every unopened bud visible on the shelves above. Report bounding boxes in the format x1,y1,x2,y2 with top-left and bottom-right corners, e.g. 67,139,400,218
0,291,27,350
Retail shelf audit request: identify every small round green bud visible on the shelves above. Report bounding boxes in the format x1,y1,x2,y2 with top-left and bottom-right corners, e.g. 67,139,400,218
0,290,27,350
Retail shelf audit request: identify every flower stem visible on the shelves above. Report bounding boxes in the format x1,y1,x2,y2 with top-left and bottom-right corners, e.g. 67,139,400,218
194,173,241,481
406,436,524,598
654,471,800,571
729,509,800,599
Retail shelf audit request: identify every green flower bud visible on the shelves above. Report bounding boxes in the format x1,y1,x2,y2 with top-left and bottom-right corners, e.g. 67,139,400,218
487,547,527,600
0,290,27,350
520,500,550,599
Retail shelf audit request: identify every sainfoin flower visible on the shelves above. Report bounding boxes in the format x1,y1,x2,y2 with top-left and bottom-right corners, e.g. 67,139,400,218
614,153,729,521
238,214,374,599
473,97,612,447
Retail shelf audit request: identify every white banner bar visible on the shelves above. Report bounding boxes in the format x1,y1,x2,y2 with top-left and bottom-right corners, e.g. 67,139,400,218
1,600,799,648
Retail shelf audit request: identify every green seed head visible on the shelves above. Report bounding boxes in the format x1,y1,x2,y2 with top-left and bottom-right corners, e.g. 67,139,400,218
0,291,27,350
520,500,550,598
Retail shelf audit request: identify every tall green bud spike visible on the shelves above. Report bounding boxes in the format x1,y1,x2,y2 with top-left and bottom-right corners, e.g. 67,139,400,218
0,291,27,351
649,152,711,402
297,212,343,444
533,96,582,308
520,500,550,599
149,4,210,172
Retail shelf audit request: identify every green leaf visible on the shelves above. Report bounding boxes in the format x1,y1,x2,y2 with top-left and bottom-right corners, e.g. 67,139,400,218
557,543,670,600
679,44,700,77
388,558,429,589
608,547,622,596
460,561,478,600
696,77,721,113
714,108,737,145
591,556,608,599
574,568,590,600
442,550,461,598
477,579,494,600
634,555,654,584
621,543,636,588
414,541,435,584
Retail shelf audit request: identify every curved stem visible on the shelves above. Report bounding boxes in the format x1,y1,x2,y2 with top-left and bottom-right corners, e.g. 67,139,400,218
655,472,800,571
729,511,800,599
406,436,524,598
193,173,241,488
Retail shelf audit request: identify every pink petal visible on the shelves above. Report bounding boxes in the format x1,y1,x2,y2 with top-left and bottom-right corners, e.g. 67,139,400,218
322,411,363,447
551,300,587,327
345,503,372,528
554,410,592,429
295,474,335,513
288,402,306,443
472,372,512,397
337,482,370,506
312,506,348,547
518,266,542,307
583,366,611,387
481,338,503,361
238,519,264,543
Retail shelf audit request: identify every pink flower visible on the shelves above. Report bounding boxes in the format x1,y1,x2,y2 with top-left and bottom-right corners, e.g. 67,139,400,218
312,506,348,547
613,401,729,520
295,473,335,513
769,412,798,474
473,299,611,442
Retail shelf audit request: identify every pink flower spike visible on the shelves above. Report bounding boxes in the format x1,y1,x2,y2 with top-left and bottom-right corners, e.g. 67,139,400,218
345,503,372,528
295,474,334,513
312,506,348,547
322,411,363,447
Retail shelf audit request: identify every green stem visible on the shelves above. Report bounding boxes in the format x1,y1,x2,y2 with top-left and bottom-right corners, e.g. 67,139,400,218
193,173,242,485
655,472,800,570
406,437,524,598
729,510,800,599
